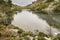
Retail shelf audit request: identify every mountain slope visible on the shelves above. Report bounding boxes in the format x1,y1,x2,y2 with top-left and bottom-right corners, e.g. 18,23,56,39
26,0,60,13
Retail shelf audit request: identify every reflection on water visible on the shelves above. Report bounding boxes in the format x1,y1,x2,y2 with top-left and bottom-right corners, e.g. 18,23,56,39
33,12,60,28
12,9,60,35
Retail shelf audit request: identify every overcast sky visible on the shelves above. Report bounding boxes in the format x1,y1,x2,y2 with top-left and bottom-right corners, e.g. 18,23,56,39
12,0,36,6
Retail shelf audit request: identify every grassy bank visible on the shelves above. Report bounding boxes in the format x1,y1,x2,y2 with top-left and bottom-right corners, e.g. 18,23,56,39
0,24,60,40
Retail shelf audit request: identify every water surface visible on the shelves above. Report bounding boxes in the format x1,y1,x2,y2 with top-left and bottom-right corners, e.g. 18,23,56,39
12,9,60,35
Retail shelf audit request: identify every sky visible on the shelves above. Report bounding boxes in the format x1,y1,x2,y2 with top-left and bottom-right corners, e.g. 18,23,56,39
12,0,36,6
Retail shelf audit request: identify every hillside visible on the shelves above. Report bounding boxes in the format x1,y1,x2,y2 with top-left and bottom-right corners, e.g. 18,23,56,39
26,0,60,13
